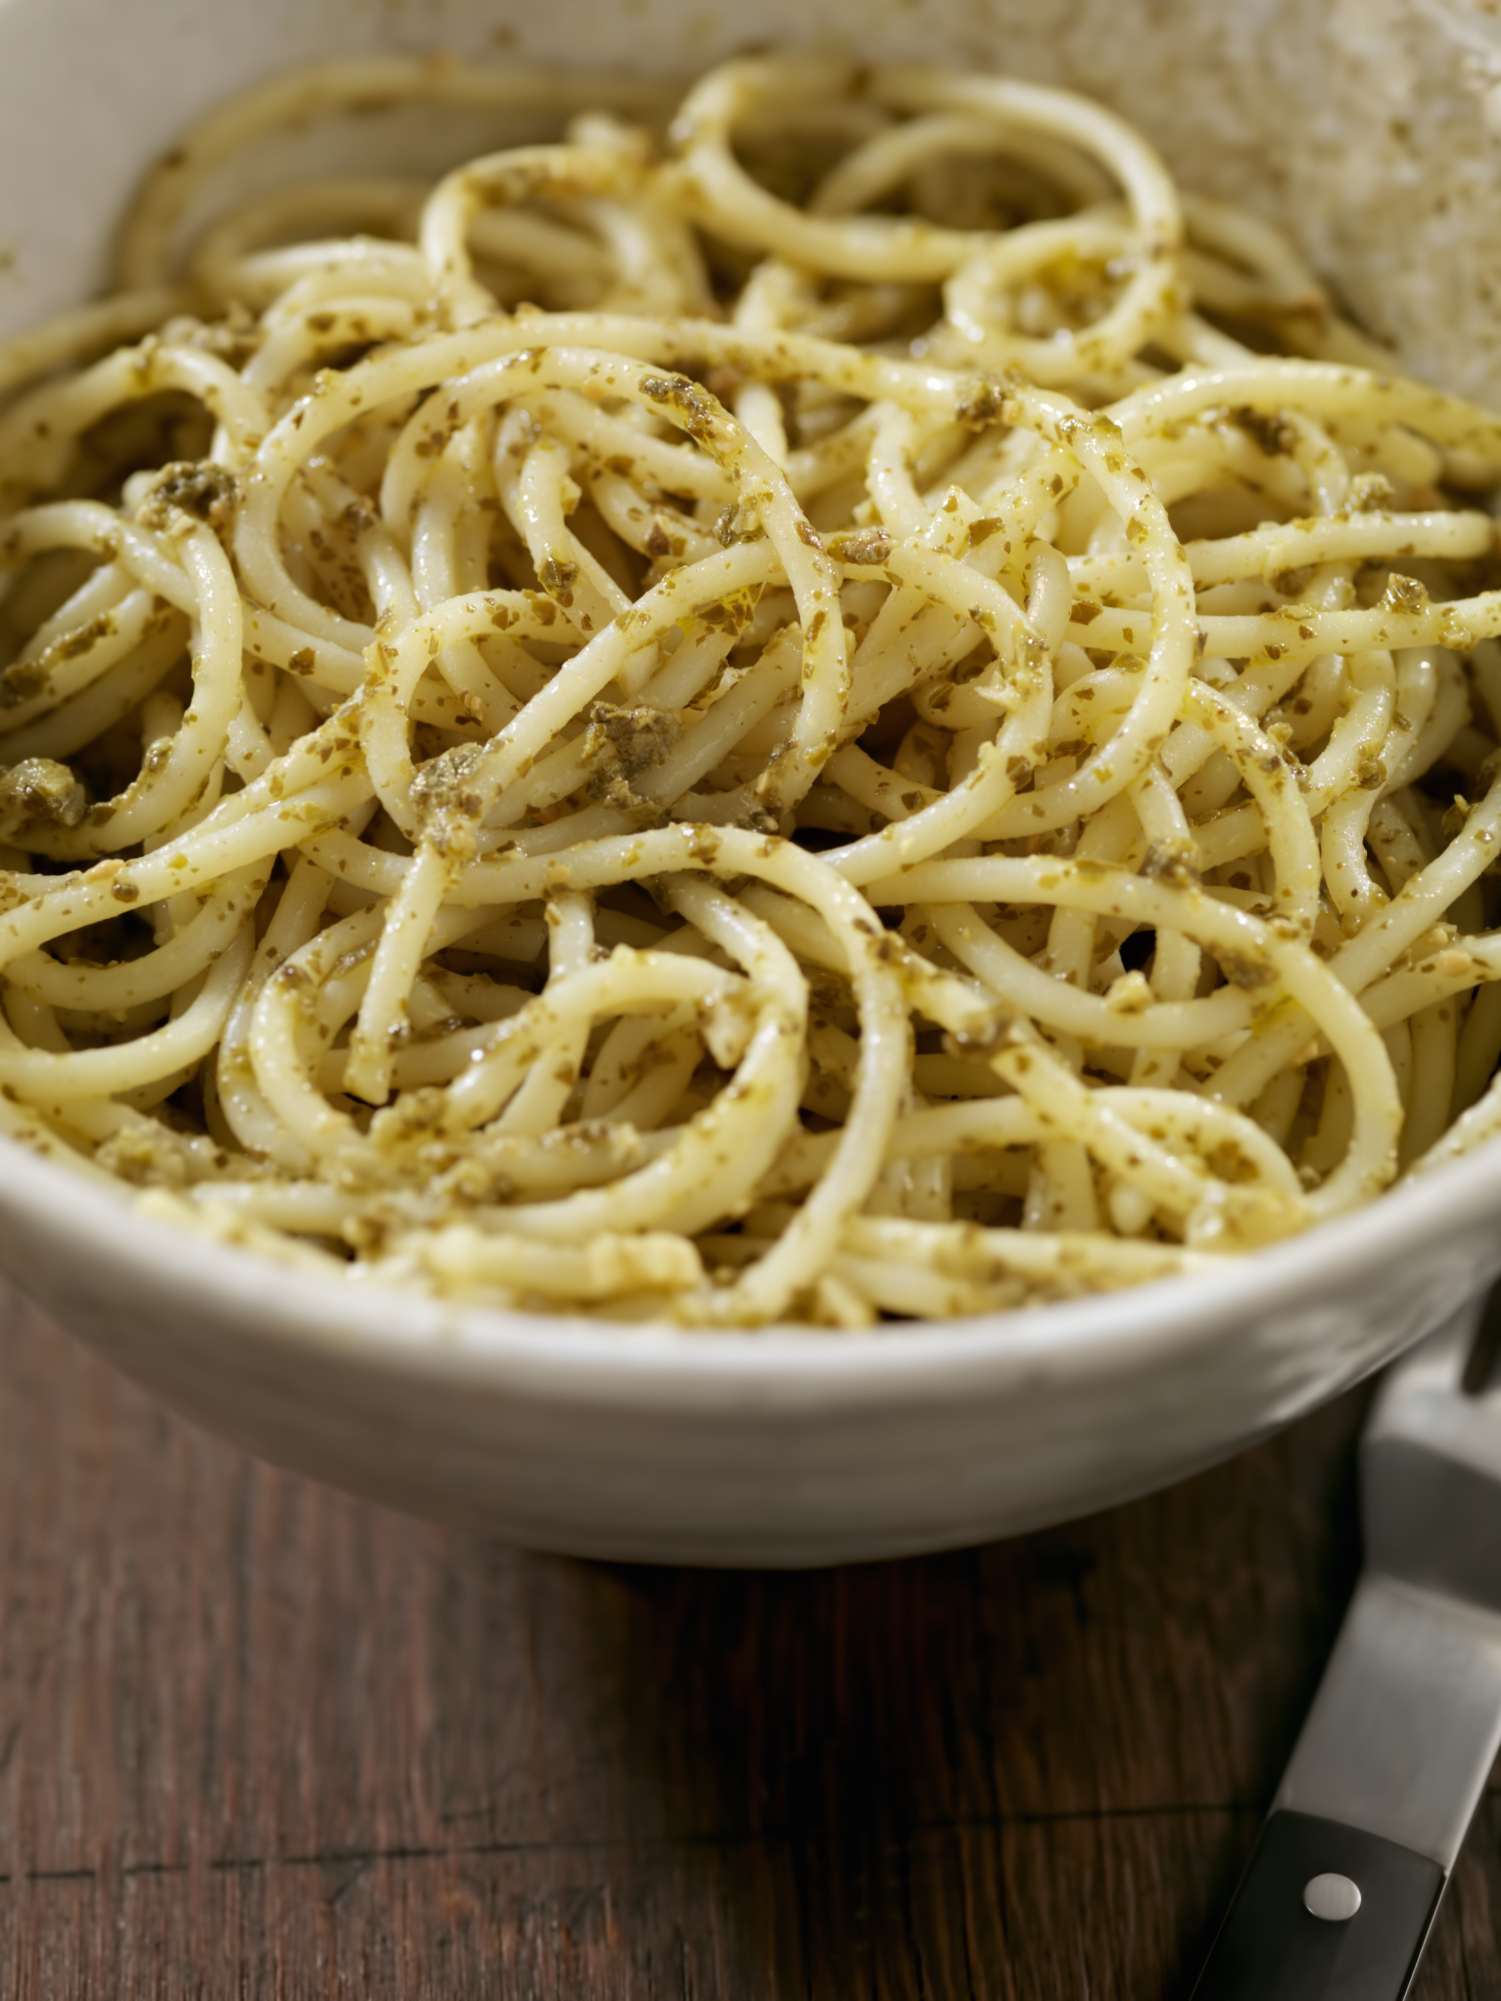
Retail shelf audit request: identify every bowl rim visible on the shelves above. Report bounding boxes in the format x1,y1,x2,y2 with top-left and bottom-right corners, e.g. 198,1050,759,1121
0,3,1495,1422
7,1110,1501,1409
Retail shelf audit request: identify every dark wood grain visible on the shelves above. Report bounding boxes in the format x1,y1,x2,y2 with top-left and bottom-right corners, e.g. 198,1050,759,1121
0,1287,1494,1999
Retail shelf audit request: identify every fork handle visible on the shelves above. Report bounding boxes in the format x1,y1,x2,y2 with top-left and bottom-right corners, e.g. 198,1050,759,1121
1191,1810,1444,2001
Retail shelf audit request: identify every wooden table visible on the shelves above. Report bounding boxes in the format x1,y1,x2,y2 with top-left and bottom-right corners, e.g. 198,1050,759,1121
2,1289,1497,1998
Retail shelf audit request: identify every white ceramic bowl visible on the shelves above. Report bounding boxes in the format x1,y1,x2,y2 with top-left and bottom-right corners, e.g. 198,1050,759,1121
2,0,1500,1565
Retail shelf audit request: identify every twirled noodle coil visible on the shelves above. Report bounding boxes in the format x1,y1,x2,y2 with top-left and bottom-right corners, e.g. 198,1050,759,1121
0,54,1498,1325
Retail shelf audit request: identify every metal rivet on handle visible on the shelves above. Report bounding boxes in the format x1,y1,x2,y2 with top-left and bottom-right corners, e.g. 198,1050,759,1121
1303,1873,1362,1922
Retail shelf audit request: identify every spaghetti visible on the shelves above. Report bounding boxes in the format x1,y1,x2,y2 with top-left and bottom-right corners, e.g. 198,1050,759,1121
1,51,1500,1326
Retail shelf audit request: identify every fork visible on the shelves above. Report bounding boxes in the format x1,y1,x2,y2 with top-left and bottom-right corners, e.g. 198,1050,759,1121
1192,1287,1501,1999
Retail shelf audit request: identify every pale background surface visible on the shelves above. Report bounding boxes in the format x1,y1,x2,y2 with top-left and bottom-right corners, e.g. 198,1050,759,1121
1,0,1499,395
